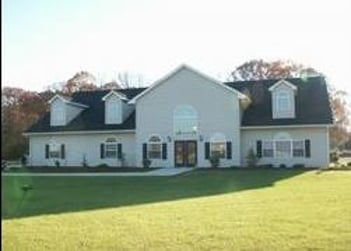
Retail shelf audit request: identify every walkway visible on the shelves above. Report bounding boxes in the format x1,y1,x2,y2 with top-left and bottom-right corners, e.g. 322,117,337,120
1,168,193,177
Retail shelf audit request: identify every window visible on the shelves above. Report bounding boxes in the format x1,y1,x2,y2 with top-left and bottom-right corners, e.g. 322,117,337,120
276,92,291,113
174,105,198,135
210,133,226,158
49,142,60,158
293,140,305,157
263,141,274,157
105,137,117,158
148,135,162,159
275,141,291,158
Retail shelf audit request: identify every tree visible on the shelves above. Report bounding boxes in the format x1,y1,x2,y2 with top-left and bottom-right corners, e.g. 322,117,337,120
230,59,320,81
1,87,51,159
101,81,121,90
117,71,145,88
63,71,98,95
230,59,350,149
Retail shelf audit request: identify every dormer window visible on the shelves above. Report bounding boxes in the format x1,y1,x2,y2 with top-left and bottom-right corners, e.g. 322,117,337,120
102,90,129,125
276,91,291,113
269,79,297,119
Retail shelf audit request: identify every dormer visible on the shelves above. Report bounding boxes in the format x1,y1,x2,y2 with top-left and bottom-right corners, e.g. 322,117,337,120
49,94,88,126
102,90,134,124
269,79,297,119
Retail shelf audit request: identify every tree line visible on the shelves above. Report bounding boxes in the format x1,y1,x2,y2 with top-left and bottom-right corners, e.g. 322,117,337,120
2,60,350,160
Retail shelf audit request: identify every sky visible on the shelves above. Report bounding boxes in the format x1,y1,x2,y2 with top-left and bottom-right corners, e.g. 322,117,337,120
2,0,351,104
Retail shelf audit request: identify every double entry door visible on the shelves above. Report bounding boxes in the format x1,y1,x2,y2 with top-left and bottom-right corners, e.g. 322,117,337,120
174,140,197,167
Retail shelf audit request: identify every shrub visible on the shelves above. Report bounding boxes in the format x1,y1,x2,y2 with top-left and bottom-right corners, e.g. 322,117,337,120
293,164,305,169
279,164,287,168
81,154,89,168
21,155,27,167
246,148,258,168
330,152,339,163
209,153,220,168
55,160,60,168
119,153,126,167
259,164,274,169
142,158,151,169
96,163,109,168
347,162,351,167
230,165,241,169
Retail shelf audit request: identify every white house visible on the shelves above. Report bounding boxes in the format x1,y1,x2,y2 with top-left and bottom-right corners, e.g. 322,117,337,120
24,65,333,168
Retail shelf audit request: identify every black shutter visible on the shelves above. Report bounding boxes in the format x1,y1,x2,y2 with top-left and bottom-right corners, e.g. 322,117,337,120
162,143,167,160
61,144,65,159
117,144,122,159
100,144,105,159
226,142,232,159
205,142,210,159
256,140,262,158
142,143,147,159
305,139,311,158
45,144,49,159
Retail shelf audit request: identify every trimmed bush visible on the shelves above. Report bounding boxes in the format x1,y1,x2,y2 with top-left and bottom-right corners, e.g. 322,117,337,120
55,160,60,168
259,164,274,169
279,164,287,169
142,158,151,169
246,148,258,168
293,164,305,169
96,163,109,168
209,153,220,168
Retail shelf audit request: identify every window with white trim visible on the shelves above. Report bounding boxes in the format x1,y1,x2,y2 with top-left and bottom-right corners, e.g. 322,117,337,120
148,135,162,159
210,133,226,158
263,141,274,157
293,140,305,157
276,91,291,113
105,137,118,158
49,141,60,158
174,105,198,135
275,140,291,158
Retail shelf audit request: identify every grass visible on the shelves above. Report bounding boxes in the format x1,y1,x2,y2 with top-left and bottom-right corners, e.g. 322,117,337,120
2,169,351,250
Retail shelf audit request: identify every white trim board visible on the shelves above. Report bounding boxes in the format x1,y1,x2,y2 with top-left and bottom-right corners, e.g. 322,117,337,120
241,124,332,130
102,90,128,101
268,79,297,92
129,64,248,104
23,129,136,136
48,94,89,108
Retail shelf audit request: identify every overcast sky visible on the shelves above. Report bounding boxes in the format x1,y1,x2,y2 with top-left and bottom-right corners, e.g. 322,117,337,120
2,0,351,103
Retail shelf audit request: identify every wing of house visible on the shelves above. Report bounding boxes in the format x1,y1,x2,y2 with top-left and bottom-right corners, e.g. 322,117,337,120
25,64,333,168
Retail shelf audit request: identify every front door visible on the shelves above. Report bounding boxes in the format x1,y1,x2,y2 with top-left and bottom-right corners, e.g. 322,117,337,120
174,141,197,167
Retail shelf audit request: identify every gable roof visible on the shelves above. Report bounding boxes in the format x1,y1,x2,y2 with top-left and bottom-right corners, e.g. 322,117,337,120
26,88,146,133
268,79,297,92
101,90,128,101
225,76,333,126
129,64,248,104
48,94,89,109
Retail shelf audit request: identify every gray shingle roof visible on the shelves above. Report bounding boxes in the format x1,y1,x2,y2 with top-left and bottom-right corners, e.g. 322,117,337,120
225,76,333,126
26,76,333,133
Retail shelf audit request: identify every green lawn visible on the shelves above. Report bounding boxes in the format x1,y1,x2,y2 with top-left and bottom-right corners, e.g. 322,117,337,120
2,170,351,250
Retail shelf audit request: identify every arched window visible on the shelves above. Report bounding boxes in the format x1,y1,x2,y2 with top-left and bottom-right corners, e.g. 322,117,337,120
148,135,162,159
105,137,118,158
210,133,226,158
173,105,198,135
